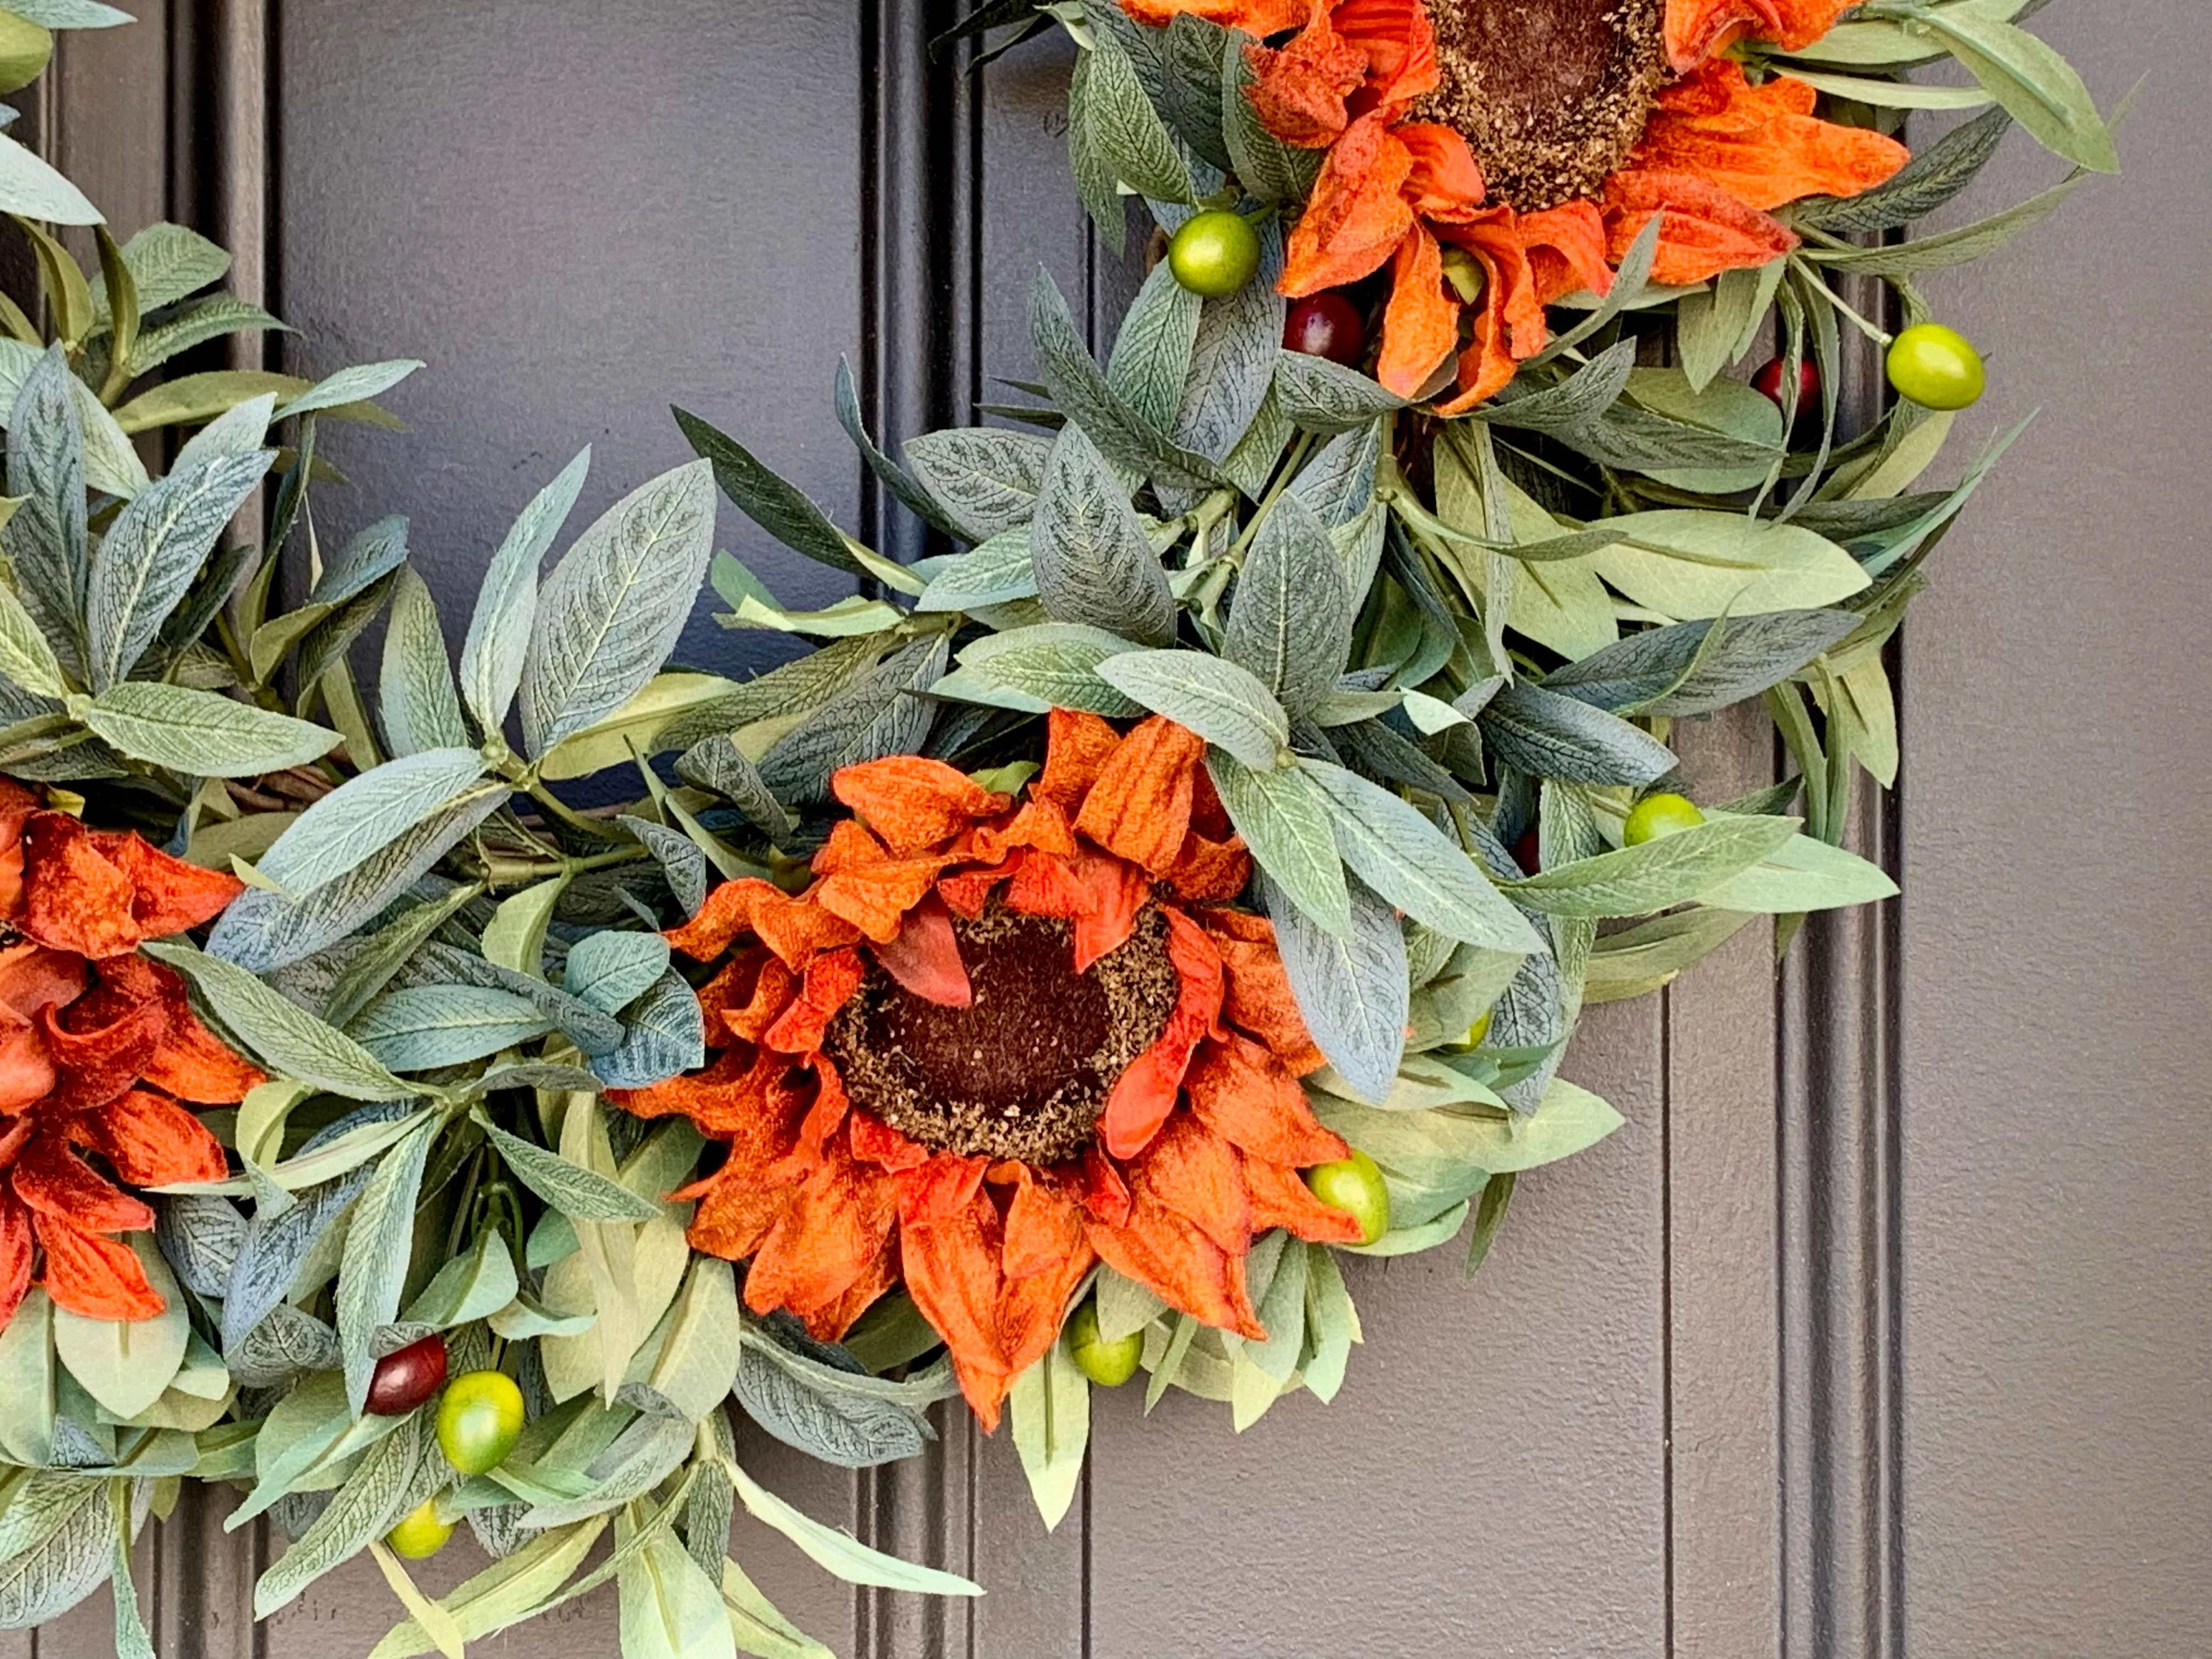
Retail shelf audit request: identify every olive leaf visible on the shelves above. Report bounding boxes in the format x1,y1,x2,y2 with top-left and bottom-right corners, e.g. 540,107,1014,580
1029,422,1177,646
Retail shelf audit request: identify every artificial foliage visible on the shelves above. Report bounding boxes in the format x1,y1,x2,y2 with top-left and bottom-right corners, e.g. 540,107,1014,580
0,0,2114,1652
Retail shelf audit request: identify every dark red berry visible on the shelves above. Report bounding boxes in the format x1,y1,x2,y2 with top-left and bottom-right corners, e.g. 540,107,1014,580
1283,292,1366,367
1513,828,1542,874
1752,356,1820,416
366,1334,448,1416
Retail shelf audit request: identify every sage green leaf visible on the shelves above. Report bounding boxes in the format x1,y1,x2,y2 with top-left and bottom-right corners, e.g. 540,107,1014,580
675,408,867,582
520,459,716,754
939,622,1142,717
1584,907,1757,1004
1806,167,2082,278
1210,749,1345,932
402,1234,518,1331
53,1238,187,1419
1030,422,1177,645
379,566,470,756
80,681,338,776
1301,1244,1358,1403
112,368,310,435
620,1528,738,1659
1916,10,2115,172
1098,649,1287,769
0,130,98,223
476,1115,661,1224
1477,338,1638,438
915,529,1037,613
349,985,554,1070
1262,871,1404,1104
1220,30,1319,202
255,1409,425,1616
1028,267,1225,491
1066,45,1129,251
144,941,417,1099
1798,105,2011,235
310,514,410,608
125,295,290,376
93,222,225,321
1272,351,1407,435
281,358,421,420
1286,420,1380,527
338,1119,437,1413
1222,494,1349,715
757,635,945,802
733,1328,943,1470
1302,761,1540,953
459,448,587,734
1107,259,1203,436
1542,608,1858,717
1500,814,1801,919
211,787,506,972
902,426,1052,544
1172,217,1283,462
724,1461,982,1597
86,449,272,689
0,578,65,698
1081,32,1190,205
563,932,672,1015
0,1476,112,1629
1692,827,1898,913
2,347,86,678
1480,680,1678,788
1009,1341,1088,1531
255,747,488,899
589,968,707,1090
833,356,957,538
1160,10,1232,168
676,731,792,842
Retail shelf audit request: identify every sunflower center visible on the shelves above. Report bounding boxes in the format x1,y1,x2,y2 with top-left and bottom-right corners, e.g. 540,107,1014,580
1414,0,1667,212
825,903,1178,1166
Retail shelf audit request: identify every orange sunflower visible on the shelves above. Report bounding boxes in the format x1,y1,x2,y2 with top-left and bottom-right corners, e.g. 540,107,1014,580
612,710,1365,1427
1126,0,1908,408
0,781,260,1325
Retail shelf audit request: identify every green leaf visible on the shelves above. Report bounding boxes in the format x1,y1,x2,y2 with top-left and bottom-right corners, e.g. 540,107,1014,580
1916,9,2116,172
79,681,337,776
86,449,273,690
1220,28,1319,202
483,876,567,980
209,787,506,971
642,1257,742,1422
1172,218,1283,462
255,747,488,899
723,1460,983,1598
1223,494,1350,716
1806,168,2082,277
281,358,422,419
1543,609,1859,718
590,967,707,1090
1209,750,1346,933
1797,105,2011,234
1594,509,1871,618
901,426,1053,543
1028,266,1225,491
732,1331,935,1470
1029,422,1177,645
112,369,313,433
1301,762,1540,953
1262,870,1404,1103
96,223,227,319
676,407,874,583
349,985,554,1070
1500,814,1802,919
520,459,716,755
1480,680,1679,788
123,295,290,376
1584,907,1758,1004
379,565,470,756
144,940,417,1098
755,635,946,803
255,1409,425,1616
338,1119,438,1413
833,356,958,539
563,931,672,1014
0,1475,112,1628
2,347,87,679
915,529,1037,613
940,622,1143,718
403,1232,519,1330
1097,649,1287,769
52,1238,187,1419
0,577,65,698
1009,1340,1089,1531
1692,826,1898,912
0,134,97,223
1272,351,1407,435
1301,1244,1358,1402
620,1527,738,1659
460,448,588,735
476,1115,663,1224
1082,32,1193,202
1106,259,1203,436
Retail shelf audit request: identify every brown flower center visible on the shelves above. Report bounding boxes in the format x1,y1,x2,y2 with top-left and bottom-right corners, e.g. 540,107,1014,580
1414,0,1667,212
825,904,1178,1166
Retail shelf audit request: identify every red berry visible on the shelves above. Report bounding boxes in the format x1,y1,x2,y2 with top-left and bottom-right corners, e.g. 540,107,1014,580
1513,828,1541,874
1283,292,1365,367
1752,356,1820,416
366,1334,449,1416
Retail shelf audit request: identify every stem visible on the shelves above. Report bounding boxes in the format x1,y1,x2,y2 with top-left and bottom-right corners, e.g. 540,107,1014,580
1225,432,1316,567
1792,256,1893,347
518,779,633,844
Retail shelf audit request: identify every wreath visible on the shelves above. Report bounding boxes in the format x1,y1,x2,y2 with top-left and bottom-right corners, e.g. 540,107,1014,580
0,0,2114,1652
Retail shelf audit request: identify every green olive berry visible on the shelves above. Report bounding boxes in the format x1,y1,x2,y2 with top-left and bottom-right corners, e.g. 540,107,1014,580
436,1369,526,1476
1066,1297,1144,1388
1623,792,1706,846
1304,1150,1391,1246
1169,211,1261,298
1463,1009,1493,1049
385,1499,454,1561
1886,323,1985,411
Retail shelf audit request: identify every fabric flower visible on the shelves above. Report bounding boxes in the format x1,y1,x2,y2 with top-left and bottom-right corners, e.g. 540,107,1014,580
0,782,256,1326
1129,0,1904,407
613,713,1363,1429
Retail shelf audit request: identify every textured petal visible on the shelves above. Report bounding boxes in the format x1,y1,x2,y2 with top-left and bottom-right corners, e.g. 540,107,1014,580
1330,0,1440,112
0,1018,52,1115
1002,1169,1087,1282
666,879,860,969
1519,201,1616,306
1186,1032,1348,1167
1601,167,1798,286
1632,62,1908,213
65,1088,227,1187
900,1187,1010,1429
831,758,1009,854
1087,1191,1263,1340
0,940,86,1020
1376,222,1457,398
698,949,798,1046
1035,709,1123,818
1396,122,1487,222
938,858,1020,921
872,894,972,1008
1099,908,1225,1159
1202,910,1328,1074
763,948,865,1056
1242,1150,1365,1243
813,819,890,875
803,1235,898,1344
0,1190,30,1330
1244,14,1369,149
1163,826,1250,904
997,1223,1095,1385
1074,716,1207,876
1280,114,1417,296
138,961,263,1104
895,1152,990,1228
960,798,1077,865
40,978,164,1115
849,1110,930,1173
1069,853,1153,974
684,1167,798,1262
1125,1113,1251,1256
94,831,244,939
37,1217,163,1321
1078,1146,1133,1228
815,854,953,945
18,815,138,958
12,1133,154,1233
1663,0,1859,71
1119,0,1310,32
742,1141,899,1321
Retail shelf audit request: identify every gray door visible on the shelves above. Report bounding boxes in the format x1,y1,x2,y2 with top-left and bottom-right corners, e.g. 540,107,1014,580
19,2,2206,1655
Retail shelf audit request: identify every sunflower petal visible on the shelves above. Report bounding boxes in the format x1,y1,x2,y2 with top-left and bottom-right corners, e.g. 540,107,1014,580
38,1217,163,1320
900,1188,1010,1430
1126,1113,1251,1256
1099,909,1224,1159
1035,709,1122,818
1087,1191,1263,1340
1244,12,1369,149
743,1141,899,1320
763,948,865,1056
815,855,952,945
1074,716,1207,877
1242,1150,1366,1243
1601,167,1797,287
849,1109,930,1173
1663,0,1859,72
832,757,1010,854
1202,910,1328,1074
95,830,245,939
0,1191,29,1329
1186,1032,1348,1167
12,1134,154,1233
1377,222,1458,398
1281,113,1417,296
139,962,263,1104
19,815,139,959
1633,62,1907,215
65,1088,227,1187
872,894,973,1008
